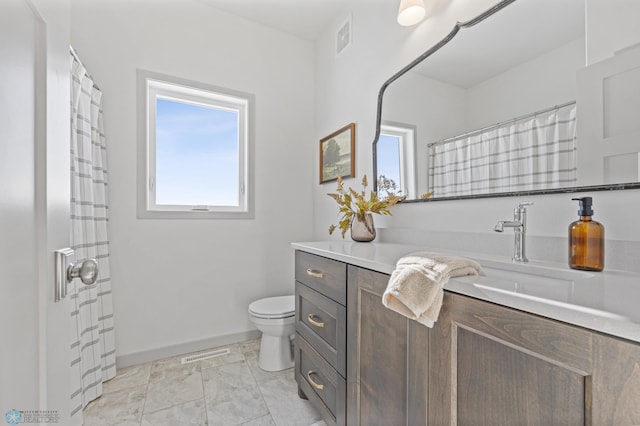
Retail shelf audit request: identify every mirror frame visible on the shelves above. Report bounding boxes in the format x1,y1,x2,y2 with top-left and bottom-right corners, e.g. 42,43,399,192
372,0,640,202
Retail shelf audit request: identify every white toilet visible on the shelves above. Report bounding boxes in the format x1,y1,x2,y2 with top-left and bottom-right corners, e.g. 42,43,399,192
248,295,295,371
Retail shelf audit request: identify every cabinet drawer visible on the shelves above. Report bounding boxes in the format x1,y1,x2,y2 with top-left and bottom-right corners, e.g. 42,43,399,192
295,251,346,305
296,282,346,377
295,334,346,426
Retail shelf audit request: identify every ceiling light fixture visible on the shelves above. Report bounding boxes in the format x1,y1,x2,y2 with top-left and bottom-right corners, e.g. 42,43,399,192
397,0,427,26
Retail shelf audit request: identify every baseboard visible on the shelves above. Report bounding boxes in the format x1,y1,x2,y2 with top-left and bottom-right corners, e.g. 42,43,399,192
115,329,262,369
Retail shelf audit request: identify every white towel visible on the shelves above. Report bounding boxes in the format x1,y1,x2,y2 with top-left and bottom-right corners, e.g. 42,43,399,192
382,252,484,327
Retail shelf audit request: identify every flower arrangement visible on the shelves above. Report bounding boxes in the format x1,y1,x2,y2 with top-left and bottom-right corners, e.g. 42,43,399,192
327,174,407,238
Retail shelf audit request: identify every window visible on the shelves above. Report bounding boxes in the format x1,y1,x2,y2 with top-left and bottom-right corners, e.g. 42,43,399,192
377,123,416,198
137,70,254,218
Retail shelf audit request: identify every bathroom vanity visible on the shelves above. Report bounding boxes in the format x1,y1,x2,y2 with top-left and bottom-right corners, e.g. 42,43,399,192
294,251,347,425
292,241,640,426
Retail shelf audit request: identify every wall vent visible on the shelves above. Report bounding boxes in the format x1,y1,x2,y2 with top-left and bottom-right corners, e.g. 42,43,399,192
181,348,230,364
336,14,352,55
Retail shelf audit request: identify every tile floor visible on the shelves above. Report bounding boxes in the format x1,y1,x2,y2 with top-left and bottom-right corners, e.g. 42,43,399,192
84,339,326,426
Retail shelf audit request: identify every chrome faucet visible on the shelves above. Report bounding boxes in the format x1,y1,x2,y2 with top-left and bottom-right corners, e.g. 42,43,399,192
494,201,533,263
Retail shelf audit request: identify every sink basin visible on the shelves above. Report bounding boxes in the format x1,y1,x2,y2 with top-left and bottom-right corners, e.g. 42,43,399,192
453,257,630,322
471,282,630,321
472,258,593,302
478,257,593,282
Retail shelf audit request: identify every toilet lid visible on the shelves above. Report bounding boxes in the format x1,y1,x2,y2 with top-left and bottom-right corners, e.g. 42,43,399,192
249,295,295,319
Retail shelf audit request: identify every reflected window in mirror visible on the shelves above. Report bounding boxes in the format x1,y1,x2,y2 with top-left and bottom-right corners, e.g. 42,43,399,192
377,123,416,198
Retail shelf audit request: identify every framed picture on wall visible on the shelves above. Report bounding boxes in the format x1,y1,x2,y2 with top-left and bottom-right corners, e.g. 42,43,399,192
319,123,355,184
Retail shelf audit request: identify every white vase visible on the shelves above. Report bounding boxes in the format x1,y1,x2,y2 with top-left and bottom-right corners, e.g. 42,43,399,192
351,213,376,242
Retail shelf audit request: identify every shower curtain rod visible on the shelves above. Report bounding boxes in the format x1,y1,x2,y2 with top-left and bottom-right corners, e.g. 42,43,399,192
69,45,101,91
427,100,576,148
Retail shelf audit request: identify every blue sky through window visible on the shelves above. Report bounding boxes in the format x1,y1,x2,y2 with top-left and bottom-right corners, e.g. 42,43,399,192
156,97,239,206
377,133,402,190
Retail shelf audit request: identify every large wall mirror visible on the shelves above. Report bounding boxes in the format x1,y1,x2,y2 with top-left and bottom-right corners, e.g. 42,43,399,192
373,0,640,201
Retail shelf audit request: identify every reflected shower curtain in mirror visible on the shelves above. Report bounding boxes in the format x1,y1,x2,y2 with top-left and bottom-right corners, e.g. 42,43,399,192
430,103,577,197
69,49,116,420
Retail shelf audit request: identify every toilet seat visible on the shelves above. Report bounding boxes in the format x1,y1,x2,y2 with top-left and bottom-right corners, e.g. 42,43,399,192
248,295,295,319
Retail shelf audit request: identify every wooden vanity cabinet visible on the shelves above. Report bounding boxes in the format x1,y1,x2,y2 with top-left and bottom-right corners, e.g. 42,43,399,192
294,251,347,426
346,264,640,425
430,292,640,425
346,265,428,426
430,292,591,425
294,252,640,425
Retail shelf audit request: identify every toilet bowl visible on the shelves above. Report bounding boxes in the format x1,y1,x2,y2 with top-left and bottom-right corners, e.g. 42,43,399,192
248,295,295,371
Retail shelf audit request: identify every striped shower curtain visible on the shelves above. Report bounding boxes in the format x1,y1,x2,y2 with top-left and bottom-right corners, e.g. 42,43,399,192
430,103,577,197
69,49,116,419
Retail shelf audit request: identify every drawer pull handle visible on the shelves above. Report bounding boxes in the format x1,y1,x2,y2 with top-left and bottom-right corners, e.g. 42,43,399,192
307,314,325,328
307,370,324,391
306,268,324,279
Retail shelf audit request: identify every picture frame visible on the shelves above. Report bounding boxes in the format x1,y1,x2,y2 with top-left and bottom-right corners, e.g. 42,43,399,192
320,123,355,184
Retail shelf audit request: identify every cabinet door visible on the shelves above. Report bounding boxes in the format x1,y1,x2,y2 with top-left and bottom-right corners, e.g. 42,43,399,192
295,282,347,376
346,266,428,426
592,333,640,424
429,292,593,426
295,334,346,426
295,251,347,305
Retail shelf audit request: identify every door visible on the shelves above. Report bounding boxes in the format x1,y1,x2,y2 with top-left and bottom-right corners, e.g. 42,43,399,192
346,265,429,426
429,292,593,425
0,0,73,423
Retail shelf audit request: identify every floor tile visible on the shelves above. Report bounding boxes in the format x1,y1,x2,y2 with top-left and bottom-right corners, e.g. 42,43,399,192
258,371,322,426
83,385,146,426
144,364,203,413
140,399,207,426
83,338,322,425
239,339,260,355
203,360,269,425
102,362,152,395
241,414,276,426
199,342,246,370
151,352,202,376
241,340,292,383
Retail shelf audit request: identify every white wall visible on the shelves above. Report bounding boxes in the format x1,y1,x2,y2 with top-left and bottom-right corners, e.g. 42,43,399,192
71,0,315,360
586,0,640,65
466,37,584,129
314,0,640,270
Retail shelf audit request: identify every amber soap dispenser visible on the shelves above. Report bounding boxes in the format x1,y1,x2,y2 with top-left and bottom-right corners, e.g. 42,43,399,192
569,197,604,271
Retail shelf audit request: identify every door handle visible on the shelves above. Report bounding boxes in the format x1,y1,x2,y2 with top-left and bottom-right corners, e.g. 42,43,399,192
68,258,99,285
54,248,99,302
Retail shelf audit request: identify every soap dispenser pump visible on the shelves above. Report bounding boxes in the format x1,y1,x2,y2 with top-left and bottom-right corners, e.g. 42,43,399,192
569,197,604,271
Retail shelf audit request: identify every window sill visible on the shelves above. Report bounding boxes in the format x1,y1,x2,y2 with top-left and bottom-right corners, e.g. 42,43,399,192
136,209,254,220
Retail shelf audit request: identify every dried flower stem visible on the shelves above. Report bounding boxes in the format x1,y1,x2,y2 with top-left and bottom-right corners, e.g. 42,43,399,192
327,175,406,238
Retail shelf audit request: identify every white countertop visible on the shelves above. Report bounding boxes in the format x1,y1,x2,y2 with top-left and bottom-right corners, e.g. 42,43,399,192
292,241,640,344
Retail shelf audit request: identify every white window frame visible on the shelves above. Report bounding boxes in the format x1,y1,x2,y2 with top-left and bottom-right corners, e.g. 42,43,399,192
380,122,417,198
137,70,254,219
